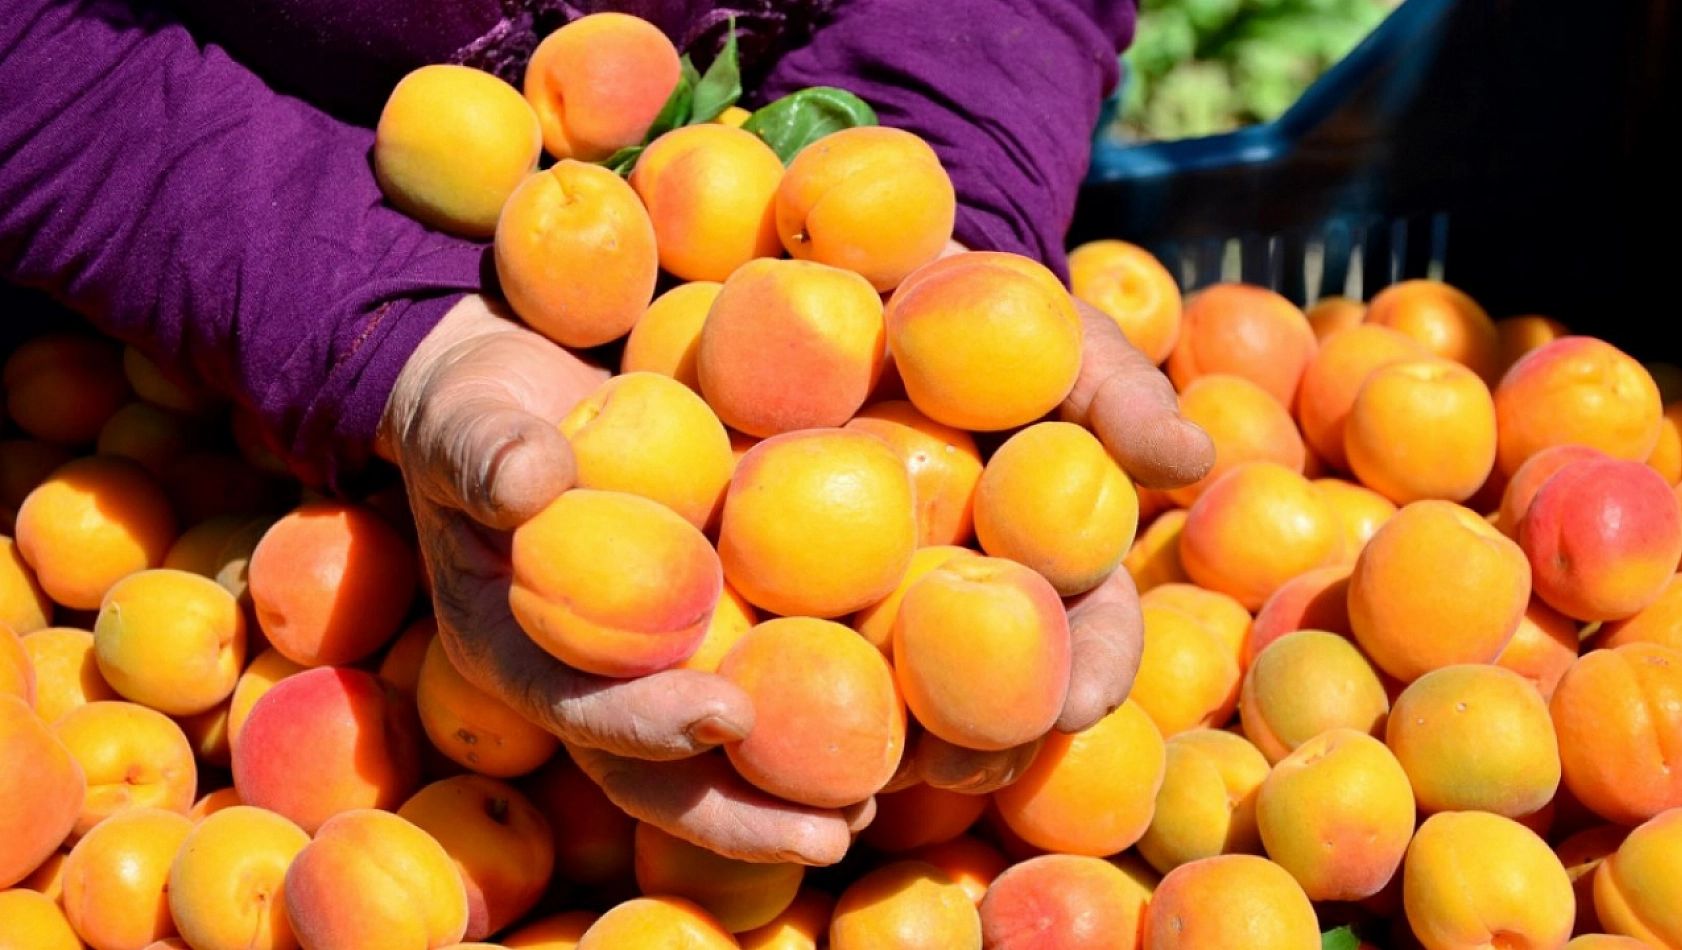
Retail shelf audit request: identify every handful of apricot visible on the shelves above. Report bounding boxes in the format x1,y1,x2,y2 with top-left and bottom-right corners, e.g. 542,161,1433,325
7,9,1682,950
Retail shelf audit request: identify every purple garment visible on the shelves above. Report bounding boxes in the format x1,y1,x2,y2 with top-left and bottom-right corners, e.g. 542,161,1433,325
1,0,1136,492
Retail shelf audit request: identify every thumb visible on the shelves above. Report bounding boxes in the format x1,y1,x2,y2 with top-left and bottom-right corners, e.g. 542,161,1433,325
412,392,577,531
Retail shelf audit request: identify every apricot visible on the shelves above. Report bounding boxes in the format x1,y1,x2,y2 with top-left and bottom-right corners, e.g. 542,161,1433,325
1068,238,1183,365
1306,295,1367,340
379,614,438,697
633,821,804,933
1167,283,1318,410
1385,664,1561,818
720,616,904,808
979,853,1152,950
232,666,422,834
1295,323,1427,473
15,455,176,610
1129,604,1240,737
510,488,720,677
697,258,887,437
2,333,129,446
495,160,660,348
631,124,785,281
166,805,308,950
859,782,989,853
903,835,1012,906
1239,630,1390,764
884,251,1084,432
399,775,555,940
1496,314,1571,375
1599,572,1682,651
90,569,244,717
1169,374,1306,507
559,371,736,532
188,786,243,823
1178,461,1340,611
845,400,984,548
1494,597,1581,699
1494,444,1608,538
991,699,1165,856
0,888,82,950
776,126,955,292
226,647,306,747
374,64,541,238
523,12,681,162
1402,810,1575,950
1494,336,1664,478
892,556,1069,752
620,281,723,392
1562,937,1655,950
52,700,194,840
163,514,262,578
851,545,976,657
1345,358,1498,504
0,694,84,888
1315,477,1400,564
1124,509,1191,594
23,626,117,724
1142,854,1320,950
95,402,205,480
1137,728,1270,874
671,580,758,673
284,809,469,950
1348,500,1531,683
1361,278,1498,378
830,860,980,950
573,896,736,950
0,624,30,706
1519,456,1682,622
974,421,1138,596
519,754,636,889
0,439,74,529
416,632,560,780
248,500,418,668
1246,565,1353,665
1593,807,1682,949
61,807,192,950
717,428,915,618
1137,582,1252,667
1550,643,1682,826
503,910,599,948
738,887,834,950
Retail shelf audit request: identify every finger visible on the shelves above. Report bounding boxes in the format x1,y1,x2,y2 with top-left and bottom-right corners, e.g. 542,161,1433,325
569,744,856,866
913,731,1044,795
842,797,878,835
410,391,577,531
1058,566,1146,733
419,500,755,759
1061,300,1215,490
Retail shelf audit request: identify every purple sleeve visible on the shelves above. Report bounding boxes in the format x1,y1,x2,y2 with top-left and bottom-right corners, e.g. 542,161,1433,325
755,0,1136,283
0,0,489,492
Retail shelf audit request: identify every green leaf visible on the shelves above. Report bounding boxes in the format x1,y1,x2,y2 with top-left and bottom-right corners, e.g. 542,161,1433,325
645,65,696,141
1321,925,1362,950
690,15,743,124
601,144,646,177
740,87,878,164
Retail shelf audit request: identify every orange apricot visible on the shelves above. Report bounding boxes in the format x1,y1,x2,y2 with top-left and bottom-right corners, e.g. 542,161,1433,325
574,896,736,950
1141,854,1320,950
776,126,955,293
697,258,886,437
1239,627,1391,764
979,852,1153,950
1401,811,1575,950
523,12,681,162
1178,461,1340,611
1347,500,1531,683
633,821,804,933
510,488,721,677
226,647,306,748
399,775,555,940
2,333,129,447
720,616,905,808
1314,477,1399,565
738,887,834,950
21,626,118,724
1123,508,1191,595
1494,596,1582,700
717,428,915,619
845,400,984,548
1137,582,1252,667
631,123,785,282
0,888,82,950
1136,727,1270,875
1362,279,1500,383
903,835,1012,907
1305,295,1366,340
620,281,723,392
1496,314,1572,377
884,251,1084,432
1599,572,1682,652
1067,238,1184,365
1494,443,1608,539
670,580,758,674
829,860,980,950
0,694,84,888
1593,807,1682,948
1550,643,1682,826
93,568,245,717
1167,283,1318,410
1168,374,1306,507
1344,358,1498,504
519,753,636,890
1494,336,1664,478
166,805,309,950
1296,323,1428,473
495,160,660,348
14,455,176,611
52,700,195,840
1128,604,1241,738
61,807,193,950
859,782,988,854
416,634,559,778
503,910,600,948
1246,564,1353,666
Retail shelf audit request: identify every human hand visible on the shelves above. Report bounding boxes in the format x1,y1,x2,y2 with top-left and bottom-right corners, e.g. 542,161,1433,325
376,294,866,865
895,251,1215,794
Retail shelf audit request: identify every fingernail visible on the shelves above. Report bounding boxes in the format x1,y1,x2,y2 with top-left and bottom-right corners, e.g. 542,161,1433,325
688,716,749,747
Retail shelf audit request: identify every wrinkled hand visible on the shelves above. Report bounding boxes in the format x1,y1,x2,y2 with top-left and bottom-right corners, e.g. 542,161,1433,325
376,295,866,865
894,248,1216,794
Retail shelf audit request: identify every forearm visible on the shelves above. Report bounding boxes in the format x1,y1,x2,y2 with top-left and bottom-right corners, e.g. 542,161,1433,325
756,0,1135,282
1,0,487,491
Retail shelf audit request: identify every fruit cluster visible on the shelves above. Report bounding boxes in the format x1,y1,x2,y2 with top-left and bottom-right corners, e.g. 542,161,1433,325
4,9,1682,950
